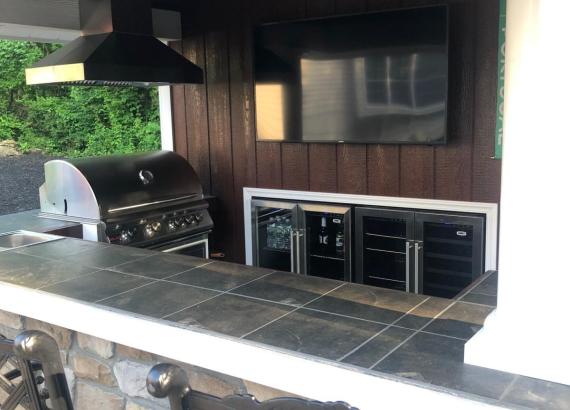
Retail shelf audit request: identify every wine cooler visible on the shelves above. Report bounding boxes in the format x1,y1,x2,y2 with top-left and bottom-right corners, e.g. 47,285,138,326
251,200,352,281
355,207,484,298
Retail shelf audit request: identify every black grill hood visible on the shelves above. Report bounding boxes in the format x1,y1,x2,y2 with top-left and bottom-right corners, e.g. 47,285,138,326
26,0,202,87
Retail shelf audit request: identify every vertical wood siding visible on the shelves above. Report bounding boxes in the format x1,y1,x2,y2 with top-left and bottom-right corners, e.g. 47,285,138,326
171,0,502,263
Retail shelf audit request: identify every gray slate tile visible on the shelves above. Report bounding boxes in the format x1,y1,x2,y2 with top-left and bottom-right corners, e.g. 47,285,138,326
341,326,414,368
61,245,153,269
395,297,453,330
109,253,209,279
305,283,428,325
166,293,294,337
245,308,385,360
166,261,273,291
0,252,97,288
502,376,570,410
230,271,342,307
99,281,220,318
42,270,154,302
375,332,515,400
460,292,497,307
15,238,109,259
423,302,494,339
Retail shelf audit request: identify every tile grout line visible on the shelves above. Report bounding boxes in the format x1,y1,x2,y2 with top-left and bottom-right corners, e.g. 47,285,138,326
103,260,215,283
98,265,275,313
367,297,464,370
94,280,160,303
457,299,496,308
239,283,347,339
36,269,103,290
158,261,215,281
336,297,432,362
498,374,520,402
39,260,215,302
161,271,278,320
465,290,497,298
499,374,521,401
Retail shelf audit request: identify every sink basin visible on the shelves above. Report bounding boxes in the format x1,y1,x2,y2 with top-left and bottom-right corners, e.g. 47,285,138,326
0,231,60,251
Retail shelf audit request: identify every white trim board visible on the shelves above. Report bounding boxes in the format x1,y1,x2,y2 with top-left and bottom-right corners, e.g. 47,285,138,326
243,188,498,271
0,282,500,410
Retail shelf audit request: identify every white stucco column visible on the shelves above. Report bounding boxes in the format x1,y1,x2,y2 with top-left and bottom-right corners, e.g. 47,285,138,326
464,0,570,385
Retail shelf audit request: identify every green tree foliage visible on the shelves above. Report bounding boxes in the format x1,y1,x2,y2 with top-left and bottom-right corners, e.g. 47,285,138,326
0,40,160,157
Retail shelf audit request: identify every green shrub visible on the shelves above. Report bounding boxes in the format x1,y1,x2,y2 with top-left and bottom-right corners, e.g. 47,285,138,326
0,39,160,157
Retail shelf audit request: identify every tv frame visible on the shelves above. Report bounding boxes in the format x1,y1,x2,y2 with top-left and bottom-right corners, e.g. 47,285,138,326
253,5,450,145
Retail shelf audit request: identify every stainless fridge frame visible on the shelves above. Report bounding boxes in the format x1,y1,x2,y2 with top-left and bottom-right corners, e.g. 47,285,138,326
355,207,415,292
251,199,352,280
414,211,484,295
355,207,485,295
299,202,352,281
251,199,299,273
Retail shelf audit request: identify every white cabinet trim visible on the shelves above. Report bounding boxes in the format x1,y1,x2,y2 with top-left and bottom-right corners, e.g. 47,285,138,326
243,188,498,272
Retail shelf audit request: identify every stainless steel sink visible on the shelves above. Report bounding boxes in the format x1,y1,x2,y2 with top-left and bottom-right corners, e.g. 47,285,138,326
0,231,61,251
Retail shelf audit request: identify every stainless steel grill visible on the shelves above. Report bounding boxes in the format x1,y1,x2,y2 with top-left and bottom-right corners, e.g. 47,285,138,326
39,151,213,251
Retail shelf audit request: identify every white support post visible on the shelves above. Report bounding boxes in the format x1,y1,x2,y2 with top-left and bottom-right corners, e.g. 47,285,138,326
158,85,174,151
464,0,570,385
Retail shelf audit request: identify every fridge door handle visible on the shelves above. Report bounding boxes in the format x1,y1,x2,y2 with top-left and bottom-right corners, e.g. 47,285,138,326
414,241,423,294
296,229,305,274
405,241,412,292
290,229,297,273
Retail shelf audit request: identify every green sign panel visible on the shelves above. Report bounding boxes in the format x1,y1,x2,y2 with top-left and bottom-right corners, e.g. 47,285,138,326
495,0,507,159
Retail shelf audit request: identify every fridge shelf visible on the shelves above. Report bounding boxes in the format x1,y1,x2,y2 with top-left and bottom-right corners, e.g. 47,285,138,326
262,246,290,253
424,267,472,279
424,236,472,246
365,247,406,255
424,252,473,262
423,281,462,293
364,232,406,240
309,253,344,262
367,275,406,284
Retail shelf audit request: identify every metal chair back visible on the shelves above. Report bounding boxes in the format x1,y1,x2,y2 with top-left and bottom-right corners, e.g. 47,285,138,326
0,330,73,410
147,363,358,410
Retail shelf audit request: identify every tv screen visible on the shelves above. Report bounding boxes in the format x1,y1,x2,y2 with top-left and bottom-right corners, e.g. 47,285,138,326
254,6,449,144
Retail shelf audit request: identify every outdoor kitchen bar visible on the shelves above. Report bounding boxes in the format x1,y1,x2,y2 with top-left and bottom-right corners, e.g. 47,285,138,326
1,0,570,409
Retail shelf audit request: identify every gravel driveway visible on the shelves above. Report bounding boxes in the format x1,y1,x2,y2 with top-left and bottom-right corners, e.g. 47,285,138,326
0,154,56,215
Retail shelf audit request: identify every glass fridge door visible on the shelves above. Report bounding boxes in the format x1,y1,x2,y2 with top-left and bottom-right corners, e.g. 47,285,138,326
299,203,352,281
415,212,484,298
252,199,298,272
355,208,415,292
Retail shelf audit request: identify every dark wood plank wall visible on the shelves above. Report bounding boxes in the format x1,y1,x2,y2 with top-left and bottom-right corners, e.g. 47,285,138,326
172,0,501,263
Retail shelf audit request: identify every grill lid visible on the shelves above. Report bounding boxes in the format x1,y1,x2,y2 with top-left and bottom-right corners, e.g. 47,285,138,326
40,151,204,220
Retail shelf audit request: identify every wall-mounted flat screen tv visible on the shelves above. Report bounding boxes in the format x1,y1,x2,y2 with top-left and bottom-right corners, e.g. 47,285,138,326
254,5,449,144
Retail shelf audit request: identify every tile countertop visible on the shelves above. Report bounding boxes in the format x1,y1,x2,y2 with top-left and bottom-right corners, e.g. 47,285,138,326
0,237,568,409
0,210,79,235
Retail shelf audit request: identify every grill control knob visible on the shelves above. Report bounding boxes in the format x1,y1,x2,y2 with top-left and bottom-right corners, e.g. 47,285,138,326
168,220,177,232
119,229,134,245
119,231,131,245
176,217,187,229
195,214,203,222
185,215,195,225
144,224,156,239
151,222,162,232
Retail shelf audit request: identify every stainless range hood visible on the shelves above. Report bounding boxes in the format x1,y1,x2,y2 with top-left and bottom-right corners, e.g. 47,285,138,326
25,0,203,87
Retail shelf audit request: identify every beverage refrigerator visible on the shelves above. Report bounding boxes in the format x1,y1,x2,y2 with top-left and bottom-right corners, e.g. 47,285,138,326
251,199,352,281
355,207,485,298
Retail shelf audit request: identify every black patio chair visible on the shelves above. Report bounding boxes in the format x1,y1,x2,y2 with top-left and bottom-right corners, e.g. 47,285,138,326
147,363,358,410
0,330,73,410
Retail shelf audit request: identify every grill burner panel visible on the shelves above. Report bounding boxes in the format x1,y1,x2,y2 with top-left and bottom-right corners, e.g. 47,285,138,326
106,205,213,247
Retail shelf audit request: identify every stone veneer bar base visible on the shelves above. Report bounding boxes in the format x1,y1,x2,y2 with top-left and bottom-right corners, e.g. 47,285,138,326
0,309,295,410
